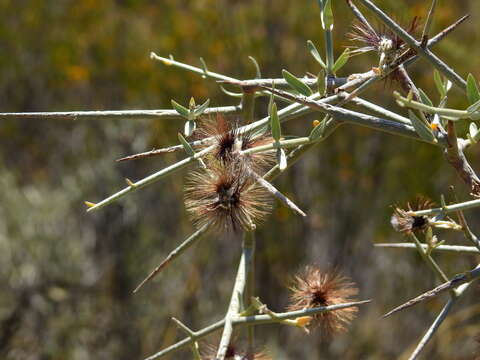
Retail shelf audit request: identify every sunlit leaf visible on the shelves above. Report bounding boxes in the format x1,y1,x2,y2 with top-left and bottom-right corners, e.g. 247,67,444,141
282,69,312,96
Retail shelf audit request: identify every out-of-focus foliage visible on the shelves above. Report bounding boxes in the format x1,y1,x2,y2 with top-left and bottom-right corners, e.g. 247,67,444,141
1,1,480,359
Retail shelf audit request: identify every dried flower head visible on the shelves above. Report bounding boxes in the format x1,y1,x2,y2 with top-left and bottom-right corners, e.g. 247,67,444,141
201,343,271,360
390,196,434,235
194,115,275,172
287,266,359,335
184,162,272,232
348,17,420,58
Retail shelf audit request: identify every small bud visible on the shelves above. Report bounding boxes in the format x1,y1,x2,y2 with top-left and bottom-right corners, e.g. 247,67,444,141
312,119,321,127
84,201,96,208
125,178,136,187
295,316,313,327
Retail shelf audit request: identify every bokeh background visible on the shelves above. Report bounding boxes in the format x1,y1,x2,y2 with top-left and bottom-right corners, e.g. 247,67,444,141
1,0,480,359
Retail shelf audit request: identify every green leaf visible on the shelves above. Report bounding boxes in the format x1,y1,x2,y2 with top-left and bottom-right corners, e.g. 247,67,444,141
184,120,196,137
467,73,480,105
282,69,312,96
270,102,281,142
193,98,210,116
248,56,261,79
320,0,333,30
276,148,287,171
268,84,275,116
199,57,208,79
418,88,433,107
469,122,478,138
332,48,350,74
306,40,326,69
171,99,189,118
178,133,195,156
317,70,325,95
467,98,480,114
409,110,436,143
309,118,327,141
433,70,446,98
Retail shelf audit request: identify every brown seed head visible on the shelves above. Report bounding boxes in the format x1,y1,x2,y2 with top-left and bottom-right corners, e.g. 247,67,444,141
287,266,359,335
194,115,275,172
390,196,434,235
347,17,420,56
184,162,272,232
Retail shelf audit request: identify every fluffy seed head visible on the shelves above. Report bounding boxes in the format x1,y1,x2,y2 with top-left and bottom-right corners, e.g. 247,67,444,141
194,115,275,172
184,162,272,232
347,17,420,56
390,196,434,235
287,266,359,335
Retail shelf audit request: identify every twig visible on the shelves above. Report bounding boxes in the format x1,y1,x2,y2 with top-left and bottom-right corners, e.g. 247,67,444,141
407,296,456,360
144,300,371,360
374,243,479,254
132,222,211,293
86,144,216,212
259,86,447,145
356,0,467,90
407,281,471,360
410,197,480,217
383,264,480,318
215,234,254,360
0,106,240,121
244,232,256,356
444,120,480,196
421,0,438,46
409,233,449,283
248,168,306,217
171,317,202,360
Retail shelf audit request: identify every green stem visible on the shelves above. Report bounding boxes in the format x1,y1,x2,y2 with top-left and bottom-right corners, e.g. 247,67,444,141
144,300,371,360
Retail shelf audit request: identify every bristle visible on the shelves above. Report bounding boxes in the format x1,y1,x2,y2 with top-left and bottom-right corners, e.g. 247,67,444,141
287,266,358,335
193,115,275,173
184,162,272,232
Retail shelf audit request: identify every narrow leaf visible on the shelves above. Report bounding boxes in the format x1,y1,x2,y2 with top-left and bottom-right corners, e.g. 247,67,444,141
199,57,208,79
466,73,480,105
307,40,326,69
193,98,210,116
184,120,196,137
321,0,334,30
433,70,446,98
317,70,325,95
418,88,434,107
277,148,287,171
309,118,327,141
409,110,436,143
332,48,350,74
268,83,275,116
470,122,478,138
248,56,262,79
270,102,281,142
282,69,312,96
178,133,195,156
467,99,480,115
171,100,189,118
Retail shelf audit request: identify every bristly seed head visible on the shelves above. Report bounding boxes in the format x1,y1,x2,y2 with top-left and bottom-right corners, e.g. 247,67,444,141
390,196,434,235
287,266,359,335
194,115,275,173
347,17,420,55
184,162,272,232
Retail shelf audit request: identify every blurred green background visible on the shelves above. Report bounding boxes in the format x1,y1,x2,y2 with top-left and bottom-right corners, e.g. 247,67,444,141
1,0,480,359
